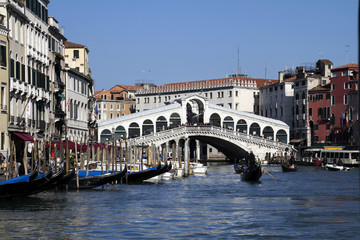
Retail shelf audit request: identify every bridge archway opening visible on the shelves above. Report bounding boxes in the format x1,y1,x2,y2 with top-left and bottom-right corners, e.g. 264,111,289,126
186,99,204,125
236,119,247,133
249,123,260,136
115,125,126,140
156,116,167,132
276,129,288,144
263,126,274,140
129,122,140,138
223,116,234,130
100,129,112,143
209,113,221,127
170,113,181,128
142,119,154,135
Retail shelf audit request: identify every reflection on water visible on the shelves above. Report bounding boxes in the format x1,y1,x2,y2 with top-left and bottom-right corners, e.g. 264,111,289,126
0,165,359,239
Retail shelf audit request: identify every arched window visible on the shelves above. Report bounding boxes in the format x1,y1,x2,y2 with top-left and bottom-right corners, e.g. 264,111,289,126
100,129,112,143
129,122,140,138
236,119,247,133
142,119,154,135
249,123,260,136
156,116,167,132
209,113,221,127
223,116,234,130
170,113,181,128
263,126,274,140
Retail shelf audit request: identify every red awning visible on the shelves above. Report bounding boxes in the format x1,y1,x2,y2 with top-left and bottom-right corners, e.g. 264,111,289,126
13,132,34,142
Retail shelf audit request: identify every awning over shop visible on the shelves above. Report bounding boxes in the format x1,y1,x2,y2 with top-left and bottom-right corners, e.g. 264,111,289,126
13,132,34,142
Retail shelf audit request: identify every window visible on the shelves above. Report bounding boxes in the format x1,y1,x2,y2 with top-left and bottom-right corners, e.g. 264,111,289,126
344,95,348,104
236,91,238,97
0,41,6,67
332,84,335,90
117,105,120,110
210,93,212,99
229,91,232,97
309,108,312,116
331,96,335,105
73,50,79,59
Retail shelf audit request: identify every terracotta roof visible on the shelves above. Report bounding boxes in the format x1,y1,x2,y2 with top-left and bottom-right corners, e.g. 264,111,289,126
283,76,296,82
162,77,277,89
331,63,358,71
309,84,331,92
110,85,142,92
65,41,88,49
318,59,333,65
94,89,110,99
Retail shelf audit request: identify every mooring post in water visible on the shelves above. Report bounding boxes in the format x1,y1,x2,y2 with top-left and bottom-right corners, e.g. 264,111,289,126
75,140,79,189
66,138,69,174
23,142,28,175
184,137,189,177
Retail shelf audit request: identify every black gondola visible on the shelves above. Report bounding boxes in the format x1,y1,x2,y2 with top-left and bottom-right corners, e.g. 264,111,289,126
39,167,66,190
0,166,39,199
124,162,164,183
281,164,298,172
28,168,53,194
66,166,127,190
240,165,262,182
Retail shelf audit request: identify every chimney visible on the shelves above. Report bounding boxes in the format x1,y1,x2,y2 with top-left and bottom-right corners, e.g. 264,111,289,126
278,71,284,82
61,26,65,35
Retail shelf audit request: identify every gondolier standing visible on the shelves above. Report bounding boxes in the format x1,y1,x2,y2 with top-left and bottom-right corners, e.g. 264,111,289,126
247,150,256,169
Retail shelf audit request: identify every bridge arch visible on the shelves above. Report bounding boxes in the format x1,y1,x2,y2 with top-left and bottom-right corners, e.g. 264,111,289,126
209,113,221,127
156,116,167,132
115,125,126,140
129,122,140,138
142,119,154,135
249,122,260,136
236,119,247,133
170,113,181,128
223,116,234,130
263,126,274,140
276,129,288,143
100,129,112,143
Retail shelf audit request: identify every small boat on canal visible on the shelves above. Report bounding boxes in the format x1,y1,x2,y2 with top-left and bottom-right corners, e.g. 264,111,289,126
325,163,350,171
66,166,127,190
240,165,262,182
281,164,298,172
0,166,39,198
124,162,163,183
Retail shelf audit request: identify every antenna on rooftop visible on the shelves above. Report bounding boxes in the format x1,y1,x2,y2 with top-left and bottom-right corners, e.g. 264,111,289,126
319,50,323,58
237,45,240,74
345,45,350,62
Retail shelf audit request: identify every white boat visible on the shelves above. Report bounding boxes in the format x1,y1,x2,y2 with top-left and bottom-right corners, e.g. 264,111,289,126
190,162,208,175
325,163,350,171
163,169,176,180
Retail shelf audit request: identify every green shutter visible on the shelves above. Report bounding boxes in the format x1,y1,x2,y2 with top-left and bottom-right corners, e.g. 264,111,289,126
16,61,20,79
10,59,14,78
22,64,25,82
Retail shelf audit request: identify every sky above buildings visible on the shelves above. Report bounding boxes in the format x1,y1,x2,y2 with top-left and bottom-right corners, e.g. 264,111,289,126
48,0,358,91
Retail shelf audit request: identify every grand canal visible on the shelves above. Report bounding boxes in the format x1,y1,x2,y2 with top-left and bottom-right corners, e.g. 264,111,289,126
0,164,359,239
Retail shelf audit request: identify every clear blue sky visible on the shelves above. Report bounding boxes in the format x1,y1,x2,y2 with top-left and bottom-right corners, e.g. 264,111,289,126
48,0,358,91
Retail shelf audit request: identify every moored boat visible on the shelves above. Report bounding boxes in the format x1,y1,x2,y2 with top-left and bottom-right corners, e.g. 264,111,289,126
66,166,127,189
124,162,162,183
325,163,350,171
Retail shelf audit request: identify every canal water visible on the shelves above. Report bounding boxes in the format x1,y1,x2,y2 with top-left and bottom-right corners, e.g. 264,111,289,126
0,164,359,239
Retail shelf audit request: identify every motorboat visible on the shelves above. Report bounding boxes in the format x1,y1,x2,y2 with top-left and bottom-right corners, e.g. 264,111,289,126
325,163,350,171
190,162,208,175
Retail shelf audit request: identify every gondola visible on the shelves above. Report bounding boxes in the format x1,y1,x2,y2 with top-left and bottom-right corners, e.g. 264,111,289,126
124,162,163,183
281,164,298,172
234,163,244,174
0,166,38,198
27,168,53,194
39,167,66,190
240,165,262,182
66,166,127,190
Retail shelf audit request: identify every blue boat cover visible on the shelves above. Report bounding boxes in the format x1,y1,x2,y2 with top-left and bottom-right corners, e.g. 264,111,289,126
0,175,30,185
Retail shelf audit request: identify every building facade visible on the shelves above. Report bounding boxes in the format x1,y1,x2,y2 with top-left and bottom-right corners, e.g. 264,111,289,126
135,76,276,114
0,12,9,157
292,59,333,146
259,72,295,134
329,63,358,145
94,85,140,121
64,41,94,142
308,84,331,144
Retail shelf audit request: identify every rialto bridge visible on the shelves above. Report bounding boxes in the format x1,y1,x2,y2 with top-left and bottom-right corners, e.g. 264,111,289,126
97,94,293,161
